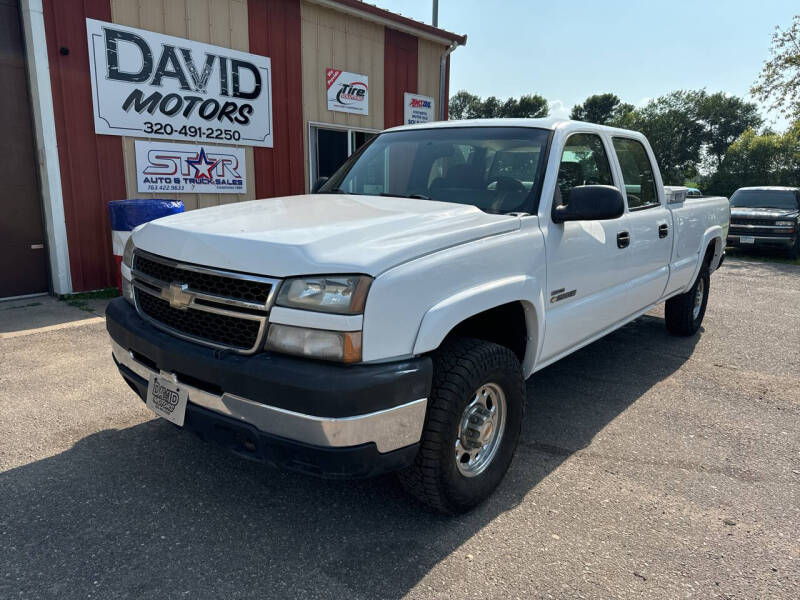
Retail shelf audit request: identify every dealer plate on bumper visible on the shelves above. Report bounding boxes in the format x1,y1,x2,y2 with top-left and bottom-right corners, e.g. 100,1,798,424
740,235,755,244
146,373,188,426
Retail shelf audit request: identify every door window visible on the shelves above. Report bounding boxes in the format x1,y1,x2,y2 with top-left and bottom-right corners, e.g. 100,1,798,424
612,137,659,209
554,133,614,207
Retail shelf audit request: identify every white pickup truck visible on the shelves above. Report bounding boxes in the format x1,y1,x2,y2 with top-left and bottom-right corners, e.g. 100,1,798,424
107,118,729,513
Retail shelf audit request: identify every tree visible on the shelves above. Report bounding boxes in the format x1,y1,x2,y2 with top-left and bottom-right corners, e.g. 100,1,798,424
703,122,800,196
751,16,800,120
500,94,549,118
449,91,548,119
448,91,482,120
628,91,707,184
696,92,763,166
570,93,634,125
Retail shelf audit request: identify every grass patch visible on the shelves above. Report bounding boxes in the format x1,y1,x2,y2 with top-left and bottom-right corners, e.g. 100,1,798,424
0,302,42,311
59,287,119,312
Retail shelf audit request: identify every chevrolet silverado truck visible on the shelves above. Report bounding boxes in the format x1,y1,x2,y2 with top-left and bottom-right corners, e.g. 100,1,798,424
107,118,729,513
726,186,800,258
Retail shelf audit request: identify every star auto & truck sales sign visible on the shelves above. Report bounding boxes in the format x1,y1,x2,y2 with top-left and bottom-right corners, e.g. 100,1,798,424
135,141,246,194
86,19,273,147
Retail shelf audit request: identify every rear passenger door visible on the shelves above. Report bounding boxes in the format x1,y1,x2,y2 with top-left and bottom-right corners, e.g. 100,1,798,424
611,137,672,309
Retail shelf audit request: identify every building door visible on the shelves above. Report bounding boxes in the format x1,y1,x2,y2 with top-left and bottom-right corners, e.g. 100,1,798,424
0,0,48,298
309,124,378,188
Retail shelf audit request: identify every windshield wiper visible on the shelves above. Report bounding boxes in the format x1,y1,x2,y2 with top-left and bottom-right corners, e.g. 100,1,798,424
379,192,431,200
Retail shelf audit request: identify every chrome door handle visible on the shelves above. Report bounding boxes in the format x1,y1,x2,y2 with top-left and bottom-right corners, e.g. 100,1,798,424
658,223,669,238
617,231,630,249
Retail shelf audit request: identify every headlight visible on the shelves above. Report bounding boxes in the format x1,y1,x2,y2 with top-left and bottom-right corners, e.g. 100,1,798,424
266,324,362,363
276,275,372,314
122,236,135,268
775,220,794,227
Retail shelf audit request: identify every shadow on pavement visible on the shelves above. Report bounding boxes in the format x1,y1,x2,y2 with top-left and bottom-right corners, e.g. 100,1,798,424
0,296,108,336
0,314,699,599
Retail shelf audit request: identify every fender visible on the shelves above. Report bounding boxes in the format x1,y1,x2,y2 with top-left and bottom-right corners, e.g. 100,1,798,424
683,225,723,293
412,275,545,377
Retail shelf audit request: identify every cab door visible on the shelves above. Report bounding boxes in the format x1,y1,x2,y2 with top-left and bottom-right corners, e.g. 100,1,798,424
610,136,672,309
539,132,632,364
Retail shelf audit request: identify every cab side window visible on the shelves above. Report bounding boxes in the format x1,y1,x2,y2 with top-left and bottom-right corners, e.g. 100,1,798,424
554,133,614,207
612,137,659,209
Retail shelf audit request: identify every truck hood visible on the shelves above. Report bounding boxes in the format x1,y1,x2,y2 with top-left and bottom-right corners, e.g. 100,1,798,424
132,194,520,277
730,207,800,220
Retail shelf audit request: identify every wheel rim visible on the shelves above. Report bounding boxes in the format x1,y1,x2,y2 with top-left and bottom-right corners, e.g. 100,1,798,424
455,383,507,477
692,278,705,320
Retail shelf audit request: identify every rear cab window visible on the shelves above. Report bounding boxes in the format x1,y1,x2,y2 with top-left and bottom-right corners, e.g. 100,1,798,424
612,137,659,210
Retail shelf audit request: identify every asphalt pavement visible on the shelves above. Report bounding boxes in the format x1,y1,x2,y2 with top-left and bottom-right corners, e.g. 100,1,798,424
1,258,798,599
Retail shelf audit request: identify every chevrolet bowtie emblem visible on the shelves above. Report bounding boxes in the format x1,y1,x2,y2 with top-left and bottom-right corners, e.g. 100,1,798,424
162,282,193,310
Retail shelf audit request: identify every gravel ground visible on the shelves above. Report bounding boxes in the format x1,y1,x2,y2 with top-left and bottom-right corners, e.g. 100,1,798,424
1,258,798,599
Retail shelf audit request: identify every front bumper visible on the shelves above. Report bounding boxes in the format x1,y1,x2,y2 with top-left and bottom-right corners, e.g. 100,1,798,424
727,234,796,248
106,298,432,478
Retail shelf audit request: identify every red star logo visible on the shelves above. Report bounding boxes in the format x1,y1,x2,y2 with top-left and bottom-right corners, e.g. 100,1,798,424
186,148,218,180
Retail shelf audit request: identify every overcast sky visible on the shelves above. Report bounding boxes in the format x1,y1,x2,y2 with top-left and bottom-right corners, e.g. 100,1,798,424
374,0,797,130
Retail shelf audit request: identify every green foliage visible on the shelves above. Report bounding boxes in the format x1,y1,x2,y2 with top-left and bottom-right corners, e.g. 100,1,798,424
569,93,634,125
626,91,707,184
448,90,548,119
702,122,800,197
695,92,763,166
751,16,800,121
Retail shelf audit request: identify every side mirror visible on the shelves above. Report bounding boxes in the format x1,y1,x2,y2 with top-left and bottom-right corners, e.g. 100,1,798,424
312,176,329,193
552,185,625,223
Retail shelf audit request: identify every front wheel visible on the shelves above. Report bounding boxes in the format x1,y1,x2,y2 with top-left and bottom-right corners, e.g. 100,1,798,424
398,338,525,514
665,267,710,336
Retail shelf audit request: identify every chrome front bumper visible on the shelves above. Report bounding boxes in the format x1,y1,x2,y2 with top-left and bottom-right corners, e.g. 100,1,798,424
111,340,427,453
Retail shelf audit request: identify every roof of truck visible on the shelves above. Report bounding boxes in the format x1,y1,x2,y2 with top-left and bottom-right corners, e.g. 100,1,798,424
385,118,642,136
735,186,799,192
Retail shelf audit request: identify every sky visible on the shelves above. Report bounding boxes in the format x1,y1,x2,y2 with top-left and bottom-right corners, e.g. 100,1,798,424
373,0,798,130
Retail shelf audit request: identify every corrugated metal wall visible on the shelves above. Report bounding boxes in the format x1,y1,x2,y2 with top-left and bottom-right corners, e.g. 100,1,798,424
248,0,305,199
40,0,450,291
110,0,257,210
417,37,445,114
300,1,384,186
383,28,417,128
43,0,128,292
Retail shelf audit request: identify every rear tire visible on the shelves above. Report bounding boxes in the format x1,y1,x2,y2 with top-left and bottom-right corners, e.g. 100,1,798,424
398,338,525,514
665,267,710,336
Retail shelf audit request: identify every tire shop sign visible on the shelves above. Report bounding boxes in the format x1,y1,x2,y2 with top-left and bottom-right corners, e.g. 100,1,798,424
86,19,273,147
326,68,369,115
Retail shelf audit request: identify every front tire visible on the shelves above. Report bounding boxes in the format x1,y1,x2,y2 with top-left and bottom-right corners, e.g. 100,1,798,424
665,267,710,336
398,338,525,514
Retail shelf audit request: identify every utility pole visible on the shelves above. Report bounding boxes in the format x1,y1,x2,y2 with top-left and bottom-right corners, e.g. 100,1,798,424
432,0,438,27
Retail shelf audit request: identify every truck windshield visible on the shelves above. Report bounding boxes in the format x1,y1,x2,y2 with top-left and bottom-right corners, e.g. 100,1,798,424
730,189,799,210
319,127,551,214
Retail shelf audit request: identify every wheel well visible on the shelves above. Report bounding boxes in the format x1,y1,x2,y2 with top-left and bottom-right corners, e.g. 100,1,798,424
704,238,719,268
447,302,527,363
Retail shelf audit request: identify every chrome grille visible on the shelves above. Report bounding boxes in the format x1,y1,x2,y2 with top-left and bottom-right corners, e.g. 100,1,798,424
730,218,776,227
130,250,279,354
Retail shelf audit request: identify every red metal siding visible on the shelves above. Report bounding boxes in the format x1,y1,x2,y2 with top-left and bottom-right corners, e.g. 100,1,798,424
43,0,127,292
248,0,305,198
384,28,418,128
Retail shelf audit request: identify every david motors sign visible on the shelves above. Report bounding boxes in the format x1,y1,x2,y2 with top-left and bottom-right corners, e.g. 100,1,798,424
86,19,273,147
135,141,246,194
326,68,369,115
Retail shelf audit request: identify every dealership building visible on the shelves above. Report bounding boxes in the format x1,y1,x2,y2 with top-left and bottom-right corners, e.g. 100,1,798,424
1,0,465,297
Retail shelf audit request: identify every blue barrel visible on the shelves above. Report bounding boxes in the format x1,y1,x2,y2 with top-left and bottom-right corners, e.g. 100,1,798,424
109,199,184,290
